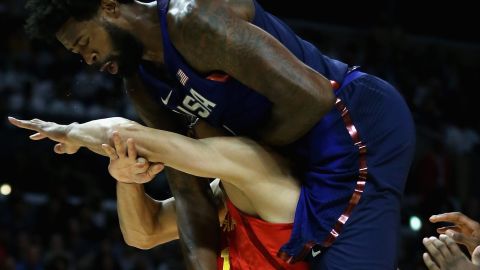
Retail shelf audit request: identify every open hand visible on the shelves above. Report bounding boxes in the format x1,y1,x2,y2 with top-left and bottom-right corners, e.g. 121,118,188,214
8,116,80,154
423,235,479,270
431,212,480,256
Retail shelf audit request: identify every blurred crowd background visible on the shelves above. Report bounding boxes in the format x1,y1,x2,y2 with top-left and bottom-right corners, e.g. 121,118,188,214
0,0,479,269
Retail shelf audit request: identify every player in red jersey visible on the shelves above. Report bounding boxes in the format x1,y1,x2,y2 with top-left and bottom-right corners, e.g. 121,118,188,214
9,116,307,269
102,119,309,269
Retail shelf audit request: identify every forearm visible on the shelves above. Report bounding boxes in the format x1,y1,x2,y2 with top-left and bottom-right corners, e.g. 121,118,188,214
117,182,177,249
166,169,220,270
109,122,228,179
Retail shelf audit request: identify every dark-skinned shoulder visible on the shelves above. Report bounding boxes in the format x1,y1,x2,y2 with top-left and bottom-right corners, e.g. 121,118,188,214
164,0,333,109
165,0,254,73
164,0,335,145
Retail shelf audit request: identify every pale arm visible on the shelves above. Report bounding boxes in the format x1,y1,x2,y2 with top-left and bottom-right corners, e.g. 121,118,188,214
118,179,225,249
8,116,274,183
117,183,178,249
109,122,287,186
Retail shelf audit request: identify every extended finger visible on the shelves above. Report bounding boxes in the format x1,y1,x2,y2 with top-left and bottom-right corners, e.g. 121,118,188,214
423,237,446,267
431,212,479,229
437,226,461,234
102,144,119,160
112,131,126,158
431,236,452,259
440,234,464,256
127,138,137,160
8,117,42,132
423,253,440,270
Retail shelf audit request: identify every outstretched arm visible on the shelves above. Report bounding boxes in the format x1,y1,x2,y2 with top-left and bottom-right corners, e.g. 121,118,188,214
9,115,287,185
9,74,223,270
108,123,288,185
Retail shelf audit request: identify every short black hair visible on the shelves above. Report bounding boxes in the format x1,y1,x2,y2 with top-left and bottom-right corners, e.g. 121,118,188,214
24,0,133,42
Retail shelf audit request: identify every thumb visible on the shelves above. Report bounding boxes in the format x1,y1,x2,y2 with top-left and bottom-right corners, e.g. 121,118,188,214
150,163,165,174
472,246,480,265
54,143,66,154
54,143,79,154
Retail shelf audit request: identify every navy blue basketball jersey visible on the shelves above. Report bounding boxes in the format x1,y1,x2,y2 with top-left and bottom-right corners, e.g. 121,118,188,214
138,0,349,136
138,0,416,264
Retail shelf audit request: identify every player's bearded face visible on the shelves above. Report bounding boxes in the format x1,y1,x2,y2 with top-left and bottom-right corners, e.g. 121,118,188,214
92,22,144,77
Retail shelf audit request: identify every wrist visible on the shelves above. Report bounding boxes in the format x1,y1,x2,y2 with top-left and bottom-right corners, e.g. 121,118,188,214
65,122,83,146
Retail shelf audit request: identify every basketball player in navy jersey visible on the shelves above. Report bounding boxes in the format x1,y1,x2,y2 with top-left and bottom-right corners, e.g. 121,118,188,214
17,0,416,268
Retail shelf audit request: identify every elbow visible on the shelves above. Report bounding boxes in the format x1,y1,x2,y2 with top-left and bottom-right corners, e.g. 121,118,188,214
296,87,336,122
124,239,157,250
311,82,336,115
122,232,159,250
310,88,337,118
120,222,174,250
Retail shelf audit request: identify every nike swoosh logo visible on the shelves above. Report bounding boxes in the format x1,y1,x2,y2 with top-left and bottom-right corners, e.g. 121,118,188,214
312,248,322,258
161,90,173,105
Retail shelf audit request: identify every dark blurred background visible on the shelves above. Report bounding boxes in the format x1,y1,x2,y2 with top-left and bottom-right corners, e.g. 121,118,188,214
0,0,479,269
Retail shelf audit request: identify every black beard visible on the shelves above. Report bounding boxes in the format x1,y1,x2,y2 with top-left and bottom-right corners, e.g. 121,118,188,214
100,23,144,77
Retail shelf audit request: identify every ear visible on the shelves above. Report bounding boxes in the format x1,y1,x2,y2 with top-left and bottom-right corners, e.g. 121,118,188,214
100,0,120,18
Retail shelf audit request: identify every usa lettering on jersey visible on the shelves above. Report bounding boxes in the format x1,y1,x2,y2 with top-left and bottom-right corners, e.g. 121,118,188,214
173,69,217,118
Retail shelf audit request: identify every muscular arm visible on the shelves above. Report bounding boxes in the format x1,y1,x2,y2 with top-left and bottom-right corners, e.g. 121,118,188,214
118,179,226,249
170,0,335,145
111,121,288,186
117,183,177,249
32,115,286,185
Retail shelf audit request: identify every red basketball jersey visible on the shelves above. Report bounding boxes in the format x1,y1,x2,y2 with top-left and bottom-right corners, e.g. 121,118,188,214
217,199,308,270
